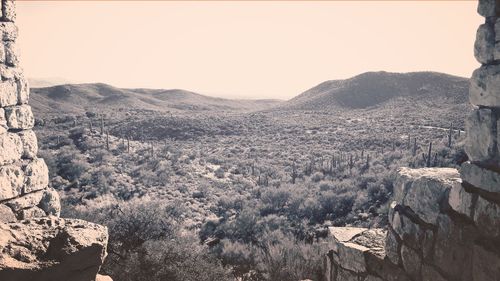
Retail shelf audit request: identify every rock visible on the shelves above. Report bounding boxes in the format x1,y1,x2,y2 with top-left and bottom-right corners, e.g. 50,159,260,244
434,214,475,281
421,264,447,281
5,188,44,213
0,133,22,165
336,267,359,281
0,163,23,200
323,253,334,281
473,196,500,237
391,211,420,250
448,180,476,218
0,204,16,223
395,167,460,224
2,0,16,22
0,217,108,281
461,162,500,194
0,22,18,41
4,41,18,66
15,72,29,104
329,226,366,243
0,79,18,107
475,23,495,64
477,0,500,17
401,244,422,280
495,19,500,60
39,188,61,217
384,228,400,265
23,158,49,193
4,105,34,129
465,108,497,161
337,242,369,273
18,130,38,159
365,252,411,281
328,227,386,276
470,65,500,107
365,275,383,281
472,243,500,281
18,206,47,220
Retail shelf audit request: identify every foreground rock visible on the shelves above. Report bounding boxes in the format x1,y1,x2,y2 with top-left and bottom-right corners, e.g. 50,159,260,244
0,217,108,281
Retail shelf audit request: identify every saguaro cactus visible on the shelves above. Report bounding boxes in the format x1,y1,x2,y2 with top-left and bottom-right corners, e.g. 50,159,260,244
106,130,110,151
422,142,432,167
291,161,298,184
100,115,104,135
448,122,453,148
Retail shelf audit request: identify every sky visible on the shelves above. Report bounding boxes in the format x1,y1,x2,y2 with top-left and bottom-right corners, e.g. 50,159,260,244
17,1,482,100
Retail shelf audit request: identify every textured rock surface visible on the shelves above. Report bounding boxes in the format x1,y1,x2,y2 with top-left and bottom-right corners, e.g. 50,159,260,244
324,2,500,280
0,217,108,281
0,1,110,280
475,23,495,64
465,108,497,161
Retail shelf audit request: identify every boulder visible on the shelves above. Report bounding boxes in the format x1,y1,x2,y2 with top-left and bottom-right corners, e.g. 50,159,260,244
23,158,49,193
448,180,476,218
434,214,475,281
0,217,108,281
328,227,386,276
1,0,16,22
0,163,23,200
0,204,16,223
0,79,18,107
470,65,500,107
473,196,500,237
4,41,18,66
0,133,22,165
18,130,38,159
395,167,460,224
400,244,421,280
460,162,500,194
421,265,447,281
15,72,29,104
475,23,495,64
472,243,500,281
0,22,17,41
477,0,500,17
465,108,497,162
4,105,34,130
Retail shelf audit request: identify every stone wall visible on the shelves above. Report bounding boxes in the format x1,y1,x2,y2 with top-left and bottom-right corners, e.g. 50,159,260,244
323,0,500,280
0,1,110,280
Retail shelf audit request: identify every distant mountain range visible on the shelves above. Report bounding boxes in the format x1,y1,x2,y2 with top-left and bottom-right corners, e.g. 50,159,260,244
29,71,470,116
29,83,282,115
280,71,469,111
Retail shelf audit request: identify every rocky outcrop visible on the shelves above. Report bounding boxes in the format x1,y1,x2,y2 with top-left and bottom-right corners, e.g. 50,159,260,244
0,1,110,280
324,1,500,280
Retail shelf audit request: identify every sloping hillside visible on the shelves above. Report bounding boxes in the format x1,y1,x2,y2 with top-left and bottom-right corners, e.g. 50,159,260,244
29,83,282,115
280,71,469,111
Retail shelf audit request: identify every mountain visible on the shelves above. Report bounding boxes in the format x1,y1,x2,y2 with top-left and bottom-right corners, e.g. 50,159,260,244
29,83,283,115
28,77,75,88
280,71,469,111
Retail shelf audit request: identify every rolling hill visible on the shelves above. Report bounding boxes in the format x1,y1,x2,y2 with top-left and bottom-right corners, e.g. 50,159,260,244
280,71,469,111
29,83,283,115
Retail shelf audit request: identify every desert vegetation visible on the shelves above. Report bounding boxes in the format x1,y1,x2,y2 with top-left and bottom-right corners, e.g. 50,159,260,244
33,98,467,280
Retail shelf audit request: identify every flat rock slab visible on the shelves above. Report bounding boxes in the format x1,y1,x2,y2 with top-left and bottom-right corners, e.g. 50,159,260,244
395,167,460,225
0,216,108,281
328,227,386,274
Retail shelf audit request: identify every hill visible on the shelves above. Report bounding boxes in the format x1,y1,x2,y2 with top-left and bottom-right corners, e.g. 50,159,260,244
280,71,469,111
29,83,282,116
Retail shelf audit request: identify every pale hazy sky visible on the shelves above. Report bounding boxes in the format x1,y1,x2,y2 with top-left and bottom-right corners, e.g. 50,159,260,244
17,1,482,99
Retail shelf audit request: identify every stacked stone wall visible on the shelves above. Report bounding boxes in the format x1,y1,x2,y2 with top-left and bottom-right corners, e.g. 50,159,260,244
324,1,500,280
0,1,110,280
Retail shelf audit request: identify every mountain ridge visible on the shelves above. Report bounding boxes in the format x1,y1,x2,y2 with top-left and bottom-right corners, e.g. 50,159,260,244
279,71,469,111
